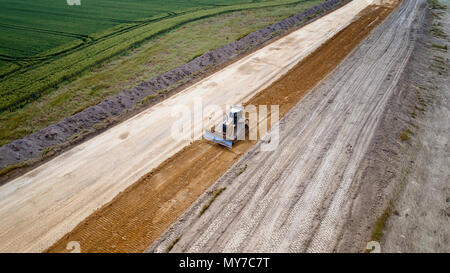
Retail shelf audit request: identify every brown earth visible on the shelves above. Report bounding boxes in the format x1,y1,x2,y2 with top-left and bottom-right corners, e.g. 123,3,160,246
48,3,396,253
0,0,374,253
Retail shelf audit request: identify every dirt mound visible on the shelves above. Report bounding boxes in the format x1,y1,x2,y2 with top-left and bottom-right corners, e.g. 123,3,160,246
0,0,350,173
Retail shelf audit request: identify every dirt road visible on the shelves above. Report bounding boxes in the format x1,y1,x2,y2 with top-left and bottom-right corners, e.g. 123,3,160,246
48,2,396,253
148,0,427,253
0,0,376,252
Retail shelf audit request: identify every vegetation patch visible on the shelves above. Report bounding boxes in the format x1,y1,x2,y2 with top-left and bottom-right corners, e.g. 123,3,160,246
430,54,448,74
90,84,110,94
41,146,54,157
0,0,318,114
198,187,227,217
431,26,448,39
236,164,248,176
431,43,448,51
400,128,413,142
429,0,447,10
67,129,90,142
140,94,157,105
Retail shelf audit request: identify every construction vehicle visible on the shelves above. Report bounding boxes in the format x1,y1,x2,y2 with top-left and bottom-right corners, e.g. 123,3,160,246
203,105,248,148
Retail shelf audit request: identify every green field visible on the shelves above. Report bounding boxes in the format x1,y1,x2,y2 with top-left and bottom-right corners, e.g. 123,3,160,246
0,0,324,146
0,0,254,58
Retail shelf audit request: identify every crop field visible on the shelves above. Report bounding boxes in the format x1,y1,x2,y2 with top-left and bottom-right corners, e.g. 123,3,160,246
0,0,324,146
0,0,309,113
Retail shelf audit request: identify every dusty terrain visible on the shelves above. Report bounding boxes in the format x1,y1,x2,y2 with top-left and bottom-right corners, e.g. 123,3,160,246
47,2,394,253
0,0,376,253
381,1,450,252
148,0,432,253
48,2,395,253
0,0,349,173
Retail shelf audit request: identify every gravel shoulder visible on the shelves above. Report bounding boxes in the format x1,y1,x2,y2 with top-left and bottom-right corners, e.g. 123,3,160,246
0,0,373,253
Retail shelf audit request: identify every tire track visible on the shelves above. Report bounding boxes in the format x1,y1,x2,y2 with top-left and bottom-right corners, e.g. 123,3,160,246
149,0,427,253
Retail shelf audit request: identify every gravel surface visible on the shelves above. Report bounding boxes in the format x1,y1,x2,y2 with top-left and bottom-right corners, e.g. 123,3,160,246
0,0,349,171
148,0,430,253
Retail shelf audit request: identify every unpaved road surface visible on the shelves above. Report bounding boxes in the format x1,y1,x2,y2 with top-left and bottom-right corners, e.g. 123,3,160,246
382,1,450,252
49,2,394,253
0,0,376,252
149,0,428,253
